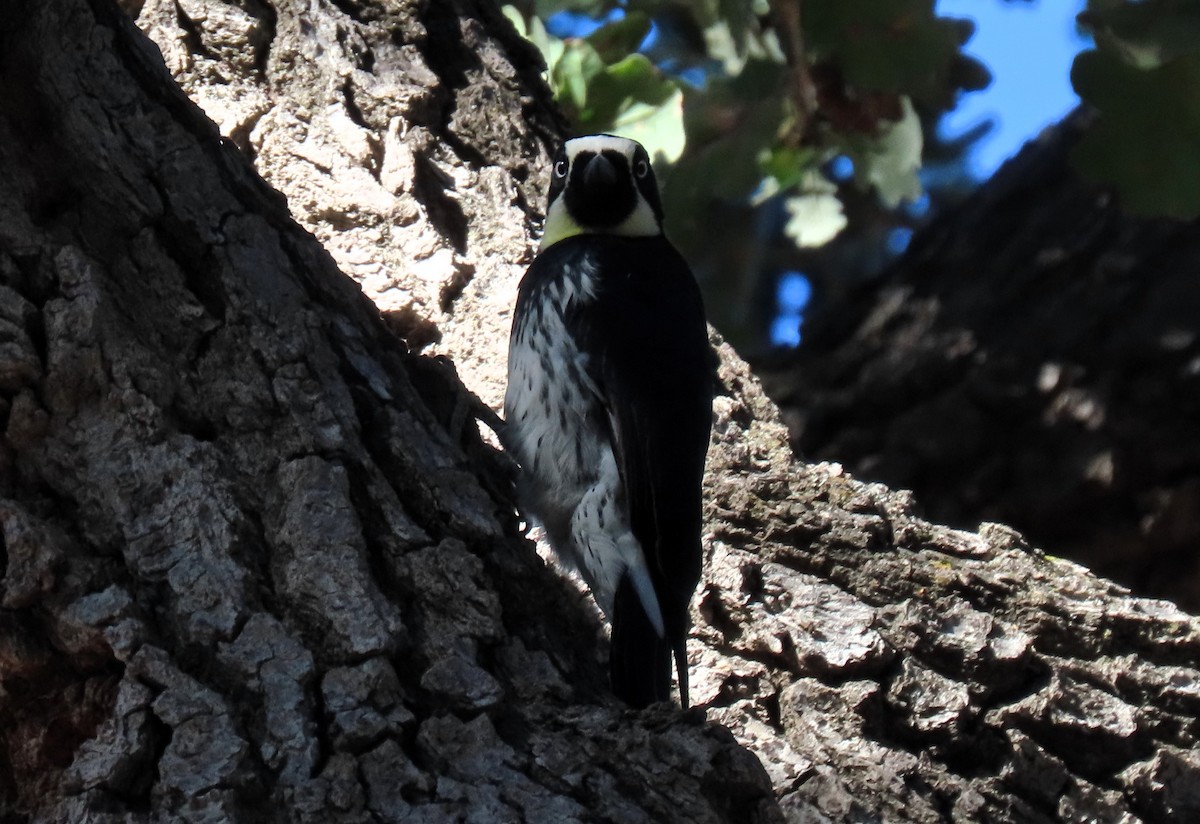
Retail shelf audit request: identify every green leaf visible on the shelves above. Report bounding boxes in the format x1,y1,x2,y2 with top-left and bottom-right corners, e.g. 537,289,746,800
848,97,924,208
549,49,688,162
586,11,653,63
1071,47,1200,218
612,90,686,163
605,60,684,159
805,0,973,107
702,12,784,75
685,96,789,201
600,52,676,105
578,53,660,121
532,0,612,18
783,174,847,248
1079,0,1200,69
501,5,528,37
504,6,565,83
551,39,607,114
759,145,820,192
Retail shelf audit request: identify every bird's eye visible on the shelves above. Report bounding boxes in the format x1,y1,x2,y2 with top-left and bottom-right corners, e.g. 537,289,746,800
635,160,650,178
554,160,568,178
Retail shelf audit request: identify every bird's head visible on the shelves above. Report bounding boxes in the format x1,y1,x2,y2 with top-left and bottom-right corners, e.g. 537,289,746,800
540,134,665,250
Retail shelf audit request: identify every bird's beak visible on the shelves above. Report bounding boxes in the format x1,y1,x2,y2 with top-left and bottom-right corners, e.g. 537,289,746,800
582,153,617,196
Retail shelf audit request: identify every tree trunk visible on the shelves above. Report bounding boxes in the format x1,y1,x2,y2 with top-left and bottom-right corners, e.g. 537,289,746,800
760,111,1200,614
0,3,1197,823
0,1,772,821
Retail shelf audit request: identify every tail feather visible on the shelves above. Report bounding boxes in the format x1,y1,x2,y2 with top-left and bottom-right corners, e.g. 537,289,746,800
672,638,690,710
610,573,676,708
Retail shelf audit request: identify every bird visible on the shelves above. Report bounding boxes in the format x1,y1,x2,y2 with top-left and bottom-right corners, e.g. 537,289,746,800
504,134,714,708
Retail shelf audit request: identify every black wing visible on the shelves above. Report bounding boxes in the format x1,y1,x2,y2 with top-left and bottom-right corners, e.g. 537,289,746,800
571,235,714,706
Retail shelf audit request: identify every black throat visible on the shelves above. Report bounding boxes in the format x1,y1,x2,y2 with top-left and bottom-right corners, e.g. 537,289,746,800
563,149,639,228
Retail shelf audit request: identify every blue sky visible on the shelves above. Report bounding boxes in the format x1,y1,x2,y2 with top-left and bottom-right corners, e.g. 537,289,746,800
937,0,1090,178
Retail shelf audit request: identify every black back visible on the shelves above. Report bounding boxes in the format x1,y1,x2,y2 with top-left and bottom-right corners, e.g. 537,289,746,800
516,233,714,705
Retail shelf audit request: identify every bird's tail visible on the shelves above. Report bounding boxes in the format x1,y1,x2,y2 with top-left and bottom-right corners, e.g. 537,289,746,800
673,637,690,710
610,572,673,708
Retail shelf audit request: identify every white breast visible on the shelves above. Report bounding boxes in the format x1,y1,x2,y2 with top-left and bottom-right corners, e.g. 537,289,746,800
504,263,602,536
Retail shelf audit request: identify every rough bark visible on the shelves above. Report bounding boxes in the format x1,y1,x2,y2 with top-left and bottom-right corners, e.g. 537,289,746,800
0,3,1197,824
760,112,1200,613
129,0,559,409
0,1,772,821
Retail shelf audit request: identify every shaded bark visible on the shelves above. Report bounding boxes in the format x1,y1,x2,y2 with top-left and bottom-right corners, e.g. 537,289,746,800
760,112,1200,613
130,0,561,409
702,353,1200,822
0,1,773,821
0,2,1197,824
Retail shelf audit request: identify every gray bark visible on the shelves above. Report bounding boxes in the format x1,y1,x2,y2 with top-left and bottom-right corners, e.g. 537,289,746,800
0,2,1196,823
761,112,1200,613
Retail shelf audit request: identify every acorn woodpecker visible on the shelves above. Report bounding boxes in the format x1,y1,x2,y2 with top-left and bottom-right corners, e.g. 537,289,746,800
505,135,714,708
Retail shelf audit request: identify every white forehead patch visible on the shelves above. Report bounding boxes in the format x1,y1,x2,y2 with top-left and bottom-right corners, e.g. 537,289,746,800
564,134,643,163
